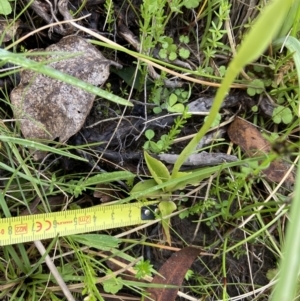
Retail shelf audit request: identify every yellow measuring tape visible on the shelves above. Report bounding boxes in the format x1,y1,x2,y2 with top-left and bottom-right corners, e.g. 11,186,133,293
0,201,159,246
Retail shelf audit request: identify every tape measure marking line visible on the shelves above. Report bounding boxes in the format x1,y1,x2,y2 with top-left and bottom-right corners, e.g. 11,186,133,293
0,201,158,246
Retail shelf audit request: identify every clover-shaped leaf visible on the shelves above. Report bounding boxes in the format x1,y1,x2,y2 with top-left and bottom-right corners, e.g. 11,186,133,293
181,0,201,9
103,274,123,294
168,103,185,113
272,106,293,124
179,35,190,43
159,48,168,59
169,52,177,61
167,93,185,112
169,44,177,53
247,79,265,96
179,48,190,59
204,113,221,128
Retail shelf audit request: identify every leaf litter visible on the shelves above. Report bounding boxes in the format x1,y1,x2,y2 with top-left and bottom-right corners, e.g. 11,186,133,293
145,246,200,301
2,1,296,300
227,117,295,187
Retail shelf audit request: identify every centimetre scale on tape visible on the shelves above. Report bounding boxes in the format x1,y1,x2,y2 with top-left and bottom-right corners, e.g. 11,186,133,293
0,201,159,246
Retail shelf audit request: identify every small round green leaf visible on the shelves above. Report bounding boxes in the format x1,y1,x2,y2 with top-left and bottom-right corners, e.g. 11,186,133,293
179,35,190,43
159,49,167,59
168,93,178,106
0,0,12,16
153,106,162,114
145,129,155,140
179,48,190,59
168,103,185,113
169,52,177,61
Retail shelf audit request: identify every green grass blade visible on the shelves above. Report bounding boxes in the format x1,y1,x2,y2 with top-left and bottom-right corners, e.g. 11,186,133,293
171,0,294,177
271,164,300,301
0,161,47,185
0,49,132,107
84,171,135,186
273,36,300,104
276,0,300,38
0,136,88,161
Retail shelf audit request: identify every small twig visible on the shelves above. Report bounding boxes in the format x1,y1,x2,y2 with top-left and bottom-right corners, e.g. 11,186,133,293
34,240,76,301
68,20,247,88
5,15,90,51
20,198,75,300
225,19,251,80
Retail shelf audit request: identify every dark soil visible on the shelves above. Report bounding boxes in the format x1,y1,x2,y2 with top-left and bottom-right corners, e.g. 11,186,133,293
0,1,280,300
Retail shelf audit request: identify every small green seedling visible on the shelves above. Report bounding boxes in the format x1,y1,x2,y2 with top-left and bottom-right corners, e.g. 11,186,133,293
247,79,265,96
218,65,227,77
102,271,123,294
134,259,153,279
143,110,191,153
272,105,293,124
130,151,231,244
178,35,190,59
179,35,189,44
144,129,162,153
159,36,178,61
167,93,185,113
151,86,191,114
204,113,221,128
158,35,190,61
168,0,201,12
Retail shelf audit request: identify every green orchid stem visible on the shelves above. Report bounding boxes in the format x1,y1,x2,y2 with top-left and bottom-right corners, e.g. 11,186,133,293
172,71,234,177
172,0,293,177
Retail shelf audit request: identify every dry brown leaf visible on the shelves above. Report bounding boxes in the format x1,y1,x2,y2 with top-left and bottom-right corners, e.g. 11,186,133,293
228,117,294,186
0,19,20,42
145,246,200,301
